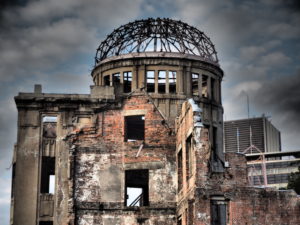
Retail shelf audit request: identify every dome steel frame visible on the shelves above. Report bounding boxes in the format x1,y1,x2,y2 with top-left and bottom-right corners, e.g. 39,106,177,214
95,18,218,64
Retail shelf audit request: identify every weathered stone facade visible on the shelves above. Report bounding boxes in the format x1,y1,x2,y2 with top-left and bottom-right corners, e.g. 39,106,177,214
11,18,300,225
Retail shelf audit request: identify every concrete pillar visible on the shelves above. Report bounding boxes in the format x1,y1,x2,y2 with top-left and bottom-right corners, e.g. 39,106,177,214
139,65,146,89
186,67,192,97
177,67,184,94
207,76,211,100
198,74,202,97
166,70,169,94
132,66,139,90
154,70,158,93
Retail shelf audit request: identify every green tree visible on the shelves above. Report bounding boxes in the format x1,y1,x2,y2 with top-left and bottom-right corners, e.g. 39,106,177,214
287,166,300,194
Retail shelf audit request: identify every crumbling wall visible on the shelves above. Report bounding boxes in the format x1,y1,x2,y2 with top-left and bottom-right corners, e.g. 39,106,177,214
67,94,177,224
176,99,300,225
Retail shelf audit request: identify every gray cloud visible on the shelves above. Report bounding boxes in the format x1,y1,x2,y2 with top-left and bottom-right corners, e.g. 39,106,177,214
252,71,300,149
0,0,299,224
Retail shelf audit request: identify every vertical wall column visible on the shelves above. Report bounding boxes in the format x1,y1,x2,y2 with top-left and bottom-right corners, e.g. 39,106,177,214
166,70,170,94
198,74,202,97
138,65,146,89
186,66,192,97
177,68,184,95
154,70,159,93
132,65,139,91
207,76,211,100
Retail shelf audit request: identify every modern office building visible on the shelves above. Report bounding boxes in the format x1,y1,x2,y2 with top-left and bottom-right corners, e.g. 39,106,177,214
224,117,281,153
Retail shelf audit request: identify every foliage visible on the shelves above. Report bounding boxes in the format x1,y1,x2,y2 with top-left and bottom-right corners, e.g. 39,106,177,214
287,166,300,194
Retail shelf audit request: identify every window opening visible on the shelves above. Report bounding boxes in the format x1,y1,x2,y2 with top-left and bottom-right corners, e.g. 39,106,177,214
125,115,145,142
158,71,166,93
39,222,53,225
103,75,110,86
43,116,57,138
40,157,55,194
178,150,183,191
177,216,182,225
186,136,192,182
123,71,132,93
169,71,176,93
192,73,199,95
113,73,121,86
202,75,208,98
42,116,57,123
146,71,155,93
185,208,188,225
125,170,149,206
211,198,227,225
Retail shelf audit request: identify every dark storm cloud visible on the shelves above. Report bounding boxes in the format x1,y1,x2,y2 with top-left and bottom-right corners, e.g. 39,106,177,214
0,1,143,223
251,71,300,150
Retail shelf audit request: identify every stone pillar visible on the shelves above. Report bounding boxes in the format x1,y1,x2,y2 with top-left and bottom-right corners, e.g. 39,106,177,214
186,66,192,97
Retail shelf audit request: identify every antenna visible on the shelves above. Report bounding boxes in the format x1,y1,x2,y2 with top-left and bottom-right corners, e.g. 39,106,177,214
246,93,250,119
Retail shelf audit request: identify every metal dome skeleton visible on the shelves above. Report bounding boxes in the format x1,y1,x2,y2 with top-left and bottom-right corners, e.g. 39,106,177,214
95,18,218,64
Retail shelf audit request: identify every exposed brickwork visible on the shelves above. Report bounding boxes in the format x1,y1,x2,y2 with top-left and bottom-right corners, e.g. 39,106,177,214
176,100,300,225
66,93,177,224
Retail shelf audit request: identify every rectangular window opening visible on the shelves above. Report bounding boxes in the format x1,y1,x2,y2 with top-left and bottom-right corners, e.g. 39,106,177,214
43,116,57,138
39,222,53,225
168,71,176,93
123,72,132,93
177,216,182,225
125,170,149,207
40,157,55,194
202,75,208,98
113,73,121,86
211,198,227,225
186,136,192,182
103,75,110,86
192,73,199,95
146,71,155,93
177,150,183,191
125,115,145,142
158,71,166,93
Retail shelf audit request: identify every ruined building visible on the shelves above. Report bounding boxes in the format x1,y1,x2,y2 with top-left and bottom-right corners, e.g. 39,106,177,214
11,18,300,225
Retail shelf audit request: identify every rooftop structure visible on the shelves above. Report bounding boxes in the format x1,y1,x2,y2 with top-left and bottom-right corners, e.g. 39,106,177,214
95,18,218,64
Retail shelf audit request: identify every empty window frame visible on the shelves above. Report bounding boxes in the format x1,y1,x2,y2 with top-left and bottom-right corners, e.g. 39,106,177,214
168,71,176,93
146,71,155,93
123,71,132,93
40,157,55,194
158,71,166,93
125,170,149,207
186,135,192,182
124,115,145,142
212,126,219,164
177,150,183,191
202,75,208,98
43,116,57,138
177,216,182,225
192,73,199,95
211,198,227,225
113,73,121,86
39,222,53,225
103,75,110,86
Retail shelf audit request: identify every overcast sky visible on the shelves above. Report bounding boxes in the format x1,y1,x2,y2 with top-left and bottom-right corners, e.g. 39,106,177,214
0,0,299,223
